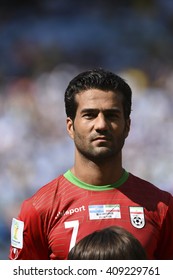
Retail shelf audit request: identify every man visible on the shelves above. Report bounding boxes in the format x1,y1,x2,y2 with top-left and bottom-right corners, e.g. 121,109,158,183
9,68,173,260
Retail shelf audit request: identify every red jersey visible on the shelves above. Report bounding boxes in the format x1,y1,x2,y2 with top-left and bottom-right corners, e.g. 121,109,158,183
9,170,173,260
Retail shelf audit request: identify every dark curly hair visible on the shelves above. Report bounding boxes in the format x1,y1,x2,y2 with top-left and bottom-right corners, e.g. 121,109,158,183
64,68,132,120
68,226,147,260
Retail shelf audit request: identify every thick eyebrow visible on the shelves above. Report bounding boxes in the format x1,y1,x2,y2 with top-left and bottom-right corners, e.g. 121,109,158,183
80,107,121,114
80,108,98,114
104,108,122,114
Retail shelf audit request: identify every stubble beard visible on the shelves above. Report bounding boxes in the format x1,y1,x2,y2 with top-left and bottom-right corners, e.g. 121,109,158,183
74,134,125,164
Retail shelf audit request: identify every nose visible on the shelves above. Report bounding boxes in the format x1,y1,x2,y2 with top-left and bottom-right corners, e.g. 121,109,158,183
94,113,108,132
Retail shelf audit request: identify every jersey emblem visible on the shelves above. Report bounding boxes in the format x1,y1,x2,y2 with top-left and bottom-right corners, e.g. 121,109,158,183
11,218,24,249
129,206,145,229
89,204,121,220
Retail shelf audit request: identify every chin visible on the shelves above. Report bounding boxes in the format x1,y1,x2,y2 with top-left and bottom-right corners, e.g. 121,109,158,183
91,150,116,161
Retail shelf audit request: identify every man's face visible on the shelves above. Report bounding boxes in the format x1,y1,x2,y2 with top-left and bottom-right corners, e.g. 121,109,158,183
67,89,130,162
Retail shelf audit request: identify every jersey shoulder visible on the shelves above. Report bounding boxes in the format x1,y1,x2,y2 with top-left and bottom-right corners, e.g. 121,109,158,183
126,173,173,208
24,174,67,213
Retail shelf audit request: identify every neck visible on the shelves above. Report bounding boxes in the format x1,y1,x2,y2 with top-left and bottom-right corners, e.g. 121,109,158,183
71,152,124,186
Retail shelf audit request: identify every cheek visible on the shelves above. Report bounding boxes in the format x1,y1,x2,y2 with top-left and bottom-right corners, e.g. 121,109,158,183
74,121,91,135
73,125,91,147
73,124,84,138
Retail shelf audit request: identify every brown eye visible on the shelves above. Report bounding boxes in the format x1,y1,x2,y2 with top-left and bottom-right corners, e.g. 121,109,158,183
83,113,95,119
106,113,119,120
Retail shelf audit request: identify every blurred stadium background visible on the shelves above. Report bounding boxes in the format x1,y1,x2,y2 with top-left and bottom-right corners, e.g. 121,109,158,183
0,0,173,259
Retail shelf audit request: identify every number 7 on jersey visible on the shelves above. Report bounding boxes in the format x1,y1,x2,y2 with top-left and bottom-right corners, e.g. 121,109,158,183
64,220,79,251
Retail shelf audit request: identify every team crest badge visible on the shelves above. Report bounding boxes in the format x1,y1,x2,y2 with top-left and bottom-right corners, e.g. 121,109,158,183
129,206,145,229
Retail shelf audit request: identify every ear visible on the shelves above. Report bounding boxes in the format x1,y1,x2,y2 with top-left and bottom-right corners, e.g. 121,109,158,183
125,118,131,138
66,117,74,139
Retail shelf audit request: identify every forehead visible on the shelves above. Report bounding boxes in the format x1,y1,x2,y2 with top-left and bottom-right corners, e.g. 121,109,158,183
75,89,123,110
